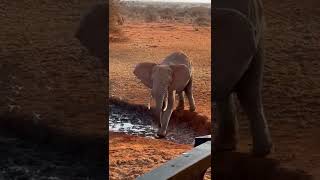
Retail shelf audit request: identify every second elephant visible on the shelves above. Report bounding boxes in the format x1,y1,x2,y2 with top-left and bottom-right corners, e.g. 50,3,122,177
213,0,272,157
134,52,196,138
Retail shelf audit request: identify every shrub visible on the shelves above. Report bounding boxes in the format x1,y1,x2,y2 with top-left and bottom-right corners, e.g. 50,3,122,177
109,0,122,33
193,16,211,27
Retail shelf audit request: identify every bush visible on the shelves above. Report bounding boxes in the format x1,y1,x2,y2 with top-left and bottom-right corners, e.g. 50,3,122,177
144,10,159,22
109,0,122,33
193,16,210,27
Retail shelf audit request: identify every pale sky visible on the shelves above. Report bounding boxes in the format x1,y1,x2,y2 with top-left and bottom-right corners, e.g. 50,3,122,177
121,0,211,4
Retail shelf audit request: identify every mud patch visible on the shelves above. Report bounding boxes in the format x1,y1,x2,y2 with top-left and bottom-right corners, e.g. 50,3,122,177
109,98,210,144
0,114,105,180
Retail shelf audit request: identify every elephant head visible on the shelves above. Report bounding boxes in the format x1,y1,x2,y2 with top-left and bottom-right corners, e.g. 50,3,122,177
75,3,107,61
133,62,191,128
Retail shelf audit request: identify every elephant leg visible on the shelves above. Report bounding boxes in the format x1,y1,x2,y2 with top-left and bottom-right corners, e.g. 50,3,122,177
236,42,272,157
176,91,185,111
157,91,175,138
185,78,196,112
237,90,272,157
213,94,238,151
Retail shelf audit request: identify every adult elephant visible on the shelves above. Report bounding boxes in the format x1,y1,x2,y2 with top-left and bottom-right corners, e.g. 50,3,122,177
133,52,196,138
213,0,272,157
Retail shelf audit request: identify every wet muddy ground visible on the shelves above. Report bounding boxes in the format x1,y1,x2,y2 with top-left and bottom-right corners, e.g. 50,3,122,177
0,113,106,180
109,98,206,145
0,130,105,180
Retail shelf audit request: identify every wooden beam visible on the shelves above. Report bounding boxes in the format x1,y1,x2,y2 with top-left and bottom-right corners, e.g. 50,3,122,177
194,135,211,147
136,141,211,180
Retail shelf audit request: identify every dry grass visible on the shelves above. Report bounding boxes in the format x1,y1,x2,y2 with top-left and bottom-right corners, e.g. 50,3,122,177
109,0,122,33
119,2,211,25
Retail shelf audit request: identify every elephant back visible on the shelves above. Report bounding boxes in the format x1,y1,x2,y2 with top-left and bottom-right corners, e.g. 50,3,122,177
213,1,267,101
215,0,265,46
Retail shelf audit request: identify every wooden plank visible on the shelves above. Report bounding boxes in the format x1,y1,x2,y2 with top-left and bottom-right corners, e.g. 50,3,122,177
136,141,211,180
194,135,211,147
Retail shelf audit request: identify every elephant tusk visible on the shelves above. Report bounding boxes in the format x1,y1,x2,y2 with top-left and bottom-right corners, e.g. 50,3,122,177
162,95,168,111
147,95,152,110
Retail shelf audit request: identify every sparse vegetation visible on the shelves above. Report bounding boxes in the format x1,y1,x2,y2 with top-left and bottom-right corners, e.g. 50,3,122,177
118,1,211,26
109,0,123,33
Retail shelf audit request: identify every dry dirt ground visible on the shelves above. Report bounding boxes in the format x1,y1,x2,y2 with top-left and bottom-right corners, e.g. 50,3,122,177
0,1,106,179
109,22,212,179
109,22,211,117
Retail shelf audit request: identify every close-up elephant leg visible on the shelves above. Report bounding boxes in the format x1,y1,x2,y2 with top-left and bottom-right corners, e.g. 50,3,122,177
237,44,272,157
176,91,185,111
213,94,238,151
157,91,175,138
185,78,196,112
237,90,272,157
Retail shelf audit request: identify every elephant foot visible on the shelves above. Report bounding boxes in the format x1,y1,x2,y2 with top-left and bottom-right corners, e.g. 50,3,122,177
213,137,237,152
251,144,273,157
155,133,166,139
176,104,184,111
155,130,167,139
189,106,196,112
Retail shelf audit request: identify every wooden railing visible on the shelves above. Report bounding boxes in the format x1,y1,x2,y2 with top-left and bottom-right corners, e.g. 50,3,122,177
136,135,211,180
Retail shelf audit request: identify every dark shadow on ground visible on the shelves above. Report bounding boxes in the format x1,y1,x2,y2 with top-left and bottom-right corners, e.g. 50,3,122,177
109,97,211,144
213,151,314,180
0,112,106,180
110,97,211,135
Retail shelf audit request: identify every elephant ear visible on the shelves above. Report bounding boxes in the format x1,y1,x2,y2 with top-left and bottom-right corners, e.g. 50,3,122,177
170,65,191,92
75,3,107,60
133,62,157,89
213,8,257,101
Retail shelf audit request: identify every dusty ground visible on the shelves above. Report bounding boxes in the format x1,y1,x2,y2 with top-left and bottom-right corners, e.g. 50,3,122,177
109,22,212,179
109,22,211,118
0,0,106,179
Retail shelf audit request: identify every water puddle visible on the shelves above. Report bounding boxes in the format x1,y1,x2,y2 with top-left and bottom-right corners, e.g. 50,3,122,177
109,101,200,144
109,104,157,138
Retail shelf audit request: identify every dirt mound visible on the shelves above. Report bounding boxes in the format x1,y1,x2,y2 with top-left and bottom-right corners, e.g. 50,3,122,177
170,110,211,134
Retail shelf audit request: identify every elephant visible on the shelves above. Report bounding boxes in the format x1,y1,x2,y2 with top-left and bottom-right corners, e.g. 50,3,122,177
75,3,107,62
213,0,272,157
133,52,196,138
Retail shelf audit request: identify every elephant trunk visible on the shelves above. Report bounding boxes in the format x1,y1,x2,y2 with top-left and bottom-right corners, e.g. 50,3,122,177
154,90,167,125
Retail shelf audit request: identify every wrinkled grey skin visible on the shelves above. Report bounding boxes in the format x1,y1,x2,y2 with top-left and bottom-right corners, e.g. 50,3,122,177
213,0,272,157
134,52,196,138
75,3,107,63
